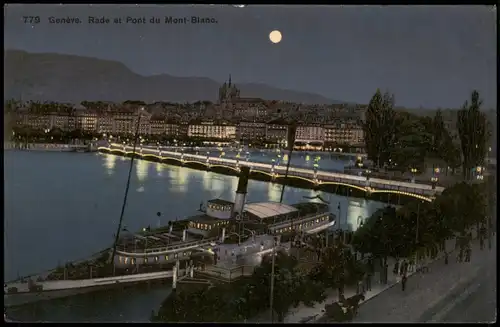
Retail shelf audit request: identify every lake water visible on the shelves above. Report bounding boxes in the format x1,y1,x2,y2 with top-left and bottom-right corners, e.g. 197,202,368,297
4,150,385,322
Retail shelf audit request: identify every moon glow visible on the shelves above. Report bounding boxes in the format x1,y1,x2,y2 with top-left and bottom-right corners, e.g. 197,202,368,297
269,30,282,44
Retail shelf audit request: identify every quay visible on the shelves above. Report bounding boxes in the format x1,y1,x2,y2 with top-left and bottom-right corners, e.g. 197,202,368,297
4,142,96,152
99,144,444,203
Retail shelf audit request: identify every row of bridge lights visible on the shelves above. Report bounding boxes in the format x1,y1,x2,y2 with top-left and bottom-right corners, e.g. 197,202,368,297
112,139,456,190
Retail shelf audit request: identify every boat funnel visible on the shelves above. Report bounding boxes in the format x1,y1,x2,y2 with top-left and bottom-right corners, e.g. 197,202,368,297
221,227,226,243
233,166,250,216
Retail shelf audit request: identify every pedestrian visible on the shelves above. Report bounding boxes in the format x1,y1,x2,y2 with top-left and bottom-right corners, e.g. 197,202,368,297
366,272,372,291
403,261,409,276
393,260,400,275
408,258,415,272
465,246,471,262
401,274,407,292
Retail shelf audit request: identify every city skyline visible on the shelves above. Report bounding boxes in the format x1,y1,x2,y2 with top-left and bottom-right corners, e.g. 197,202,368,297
5,4,496,109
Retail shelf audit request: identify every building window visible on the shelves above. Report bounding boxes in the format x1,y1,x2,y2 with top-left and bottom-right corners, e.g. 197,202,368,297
144,257,148,263
165,255,169,261
131,258,136,265
174,253,178,259
155,256,159,262
124,257,129,264
119,256,124,263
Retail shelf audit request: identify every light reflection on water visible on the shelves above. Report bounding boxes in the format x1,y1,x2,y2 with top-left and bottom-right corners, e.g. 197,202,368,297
5,152,384,322
103,154,116,175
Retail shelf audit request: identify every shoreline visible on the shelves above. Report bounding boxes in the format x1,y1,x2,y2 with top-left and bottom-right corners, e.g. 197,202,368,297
4,142,95,152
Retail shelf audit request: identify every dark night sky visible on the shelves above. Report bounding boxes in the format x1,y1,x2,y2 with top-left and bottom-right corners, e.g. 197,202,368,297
4,4,497,109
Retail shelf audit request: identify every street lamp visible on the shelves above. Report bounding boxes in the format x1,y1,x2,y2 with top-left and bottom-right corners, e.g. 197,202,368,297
365,169,372,181
269,235,279,323
431,176,438,190
410,168,417,183
313,162,319,181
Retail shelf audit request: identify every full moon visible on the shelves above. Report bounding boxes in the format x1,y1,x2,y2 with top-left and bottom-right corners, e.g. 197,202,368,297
269,30,282,44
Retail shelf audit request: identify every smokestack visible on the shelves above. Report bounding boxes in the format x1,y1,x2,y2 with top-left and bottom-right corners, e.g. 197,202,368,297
287,122,297,152
221,227,226,243
234,166,250,216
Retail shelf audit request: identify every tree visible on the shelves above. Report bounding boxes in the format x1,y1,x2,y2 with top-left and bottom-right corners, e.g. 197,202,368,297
363,89,385,168
363,89,397,168
433,182,487,238
389,113,433,171
457,90,489,180
246,252,326,322
432,109,446,154
311,243,365,301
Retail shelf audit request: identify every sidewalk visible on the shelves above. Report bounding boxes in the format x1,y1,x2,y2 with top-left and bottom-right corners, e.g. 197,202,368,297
248,232,488,323
352,237,495,322
284,256,400,323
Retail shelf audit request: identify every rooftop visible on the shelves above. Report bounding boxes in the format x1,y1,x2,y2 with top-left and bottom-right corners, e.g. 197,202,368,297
292,202,330,216
244,202,298,219
189,213,226,224
208,199,234,206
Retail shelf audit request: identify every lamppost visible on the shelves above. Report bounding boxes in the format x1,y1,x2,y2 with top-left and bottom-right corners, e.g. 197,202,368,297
410,168,417,183
476,166,484,181
414,200,424,272
365,169,372,181
431,176,438,189
313,162,319,182
269,235,279,323
431,167,440,190
271,158,276,174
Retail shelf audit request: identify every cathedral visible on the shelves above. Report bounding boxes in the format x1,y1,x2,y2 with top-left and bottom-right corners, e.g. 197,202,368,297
218,75,240,106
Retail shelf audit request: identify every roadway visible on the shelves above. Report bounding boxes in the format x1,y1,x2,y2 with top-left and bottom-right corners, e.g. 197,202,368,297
435,267,496,323
352,238,496,323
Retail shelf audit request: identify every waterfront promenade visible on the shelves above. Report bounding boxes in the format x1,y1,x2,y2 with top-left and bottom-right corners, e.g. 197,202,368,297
103,144,444,201
4,142,92,152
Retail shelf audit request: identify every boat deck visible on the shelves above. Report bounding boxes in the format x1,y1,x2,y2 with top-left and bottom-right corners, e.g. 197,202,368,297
117,231,203,252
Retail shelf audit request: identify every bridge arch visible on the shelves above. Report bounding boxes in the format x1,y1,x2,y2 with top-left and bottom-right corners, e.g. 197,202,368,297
160,157,183,165
250,170,274,178
109,148,126,155
142,153,164,161
210,164,240,172
275,175,316,185
183,160,207,166
370,190,432,203
318,181,368,193
183,160,209,170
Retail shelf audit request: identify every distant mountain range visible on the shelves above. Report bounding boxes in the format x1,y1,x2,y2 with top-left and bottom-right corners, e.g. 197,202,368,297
4,50,345,104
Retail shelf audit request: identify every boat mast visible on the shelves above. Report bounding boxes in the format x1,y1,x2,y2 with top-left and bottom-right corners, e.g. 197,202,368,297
279,116,298,204
109,107,144,266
